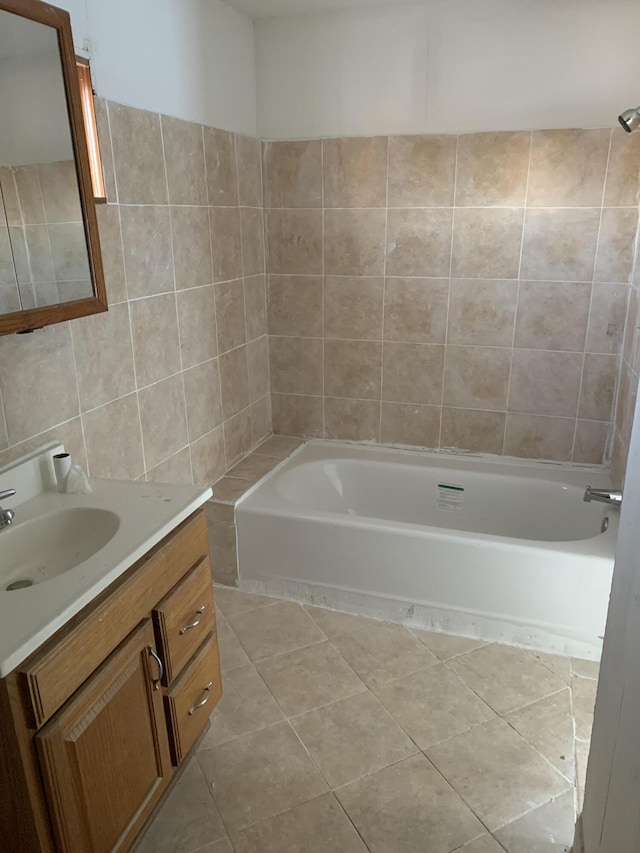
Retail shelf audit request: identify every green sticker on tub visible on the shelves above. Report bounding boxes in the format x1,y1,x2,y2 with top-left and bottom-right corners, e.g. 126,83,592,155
437,483,464,511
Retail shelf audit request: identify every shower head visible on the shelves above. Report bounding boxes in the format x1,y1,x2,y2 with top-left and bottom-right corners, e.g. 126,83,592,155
619,106,640,133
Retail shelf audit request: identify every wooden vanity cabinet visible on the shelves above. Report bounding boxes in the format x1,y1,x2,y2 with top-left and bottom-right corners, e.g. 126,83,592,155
0,507,222,853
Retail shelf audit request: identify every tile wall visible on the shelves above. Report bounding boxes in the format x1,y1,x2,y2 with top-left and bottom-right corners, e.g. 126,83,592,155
0,100,271,486
264,129,640,464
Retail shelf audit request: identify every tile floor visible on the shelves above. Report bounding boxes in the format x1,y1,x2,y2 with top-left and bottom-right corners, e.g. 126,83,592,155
138,588,599,853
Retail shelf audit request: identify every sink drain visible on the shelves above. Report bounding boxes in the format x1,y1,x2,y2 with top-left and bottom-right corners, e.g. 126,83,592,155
6,579,33,591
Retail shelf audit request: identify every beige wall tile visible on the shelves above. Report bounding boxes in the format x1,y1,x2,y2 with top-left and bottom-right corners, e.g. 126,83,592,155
24,224,54,281
509,350,583,417
96,205,127,304
383,278,448,344
240,207,265,277
245,274,268,341
191,425,226,485
183,359,223,441
388,135,456,207
386,209,453,277
383,342,444,405
325,339,382,399
224,406,253,465
448,279,518,347
138,373,188,470
219,346,250,419
251,394,272,444
272,392,324,437
146,446,193,485
120,206,174,298
263,140,322,208
441,408,506,454
177,284,218,368
514,281,591,351
0,417,85,471
269,336,323,395
71,302,135,412
94,99,117,203
247,337,270,402
171,206,213,289
451,209,523,279
573,420,609,464
325,209,386,276
13,165,44,223
594,207,638,283
616,360,638,446
586,284,629,354
381,402,440,448
109,103,167,205
521,209,600,281
266,210,323,275
455,131,530,206
323,137,388,208
49,223,91,282
324,277,383,340
208,520,239,585
38,160,82,222
210,207,243,283
236,135,263,208
215,279,246,354
504,413,575,461
604,128,640,206
82,393,144,479
161,115,207,205
527,129,610,207
204,127,239,206
325,397,380,441
267,275,323,337
443,346,511,411
130,293,181,387
579,354,618,421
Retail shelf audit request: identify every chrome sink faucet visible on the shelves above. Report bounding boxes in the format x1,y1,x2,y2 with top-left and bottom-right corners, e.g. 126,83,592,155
584,486,623,507
0,489,16,529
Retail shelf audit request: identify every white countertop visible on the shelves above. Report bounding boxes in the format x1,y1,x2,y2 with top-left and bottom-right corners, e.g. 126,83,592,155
0,445,212,676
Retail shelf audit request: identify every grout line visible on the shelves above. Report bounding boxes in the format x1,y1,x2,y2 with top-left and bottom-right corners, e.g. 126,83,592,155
66,322,89,475
439,134,459,449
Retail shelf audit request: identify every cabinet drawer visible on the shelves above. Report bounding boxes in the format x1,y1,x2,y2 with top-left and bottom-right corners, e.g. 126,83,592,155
165,634,222,765
154,557,215,684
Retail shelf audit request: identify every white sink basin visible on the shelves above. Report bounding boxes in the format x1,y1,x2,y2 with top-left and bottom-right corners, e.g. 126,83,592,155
1,508,120,589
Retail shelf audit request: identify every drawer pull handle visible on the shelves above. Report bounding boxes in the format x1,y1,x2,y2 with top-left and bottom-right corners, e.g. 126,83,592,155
180,606,205,635
147,645,164,691
188,681,213,715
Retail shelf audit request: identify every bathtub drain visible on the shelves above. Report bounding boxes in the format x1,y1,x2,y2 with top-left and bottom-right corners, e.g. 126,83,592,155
6,579,33,591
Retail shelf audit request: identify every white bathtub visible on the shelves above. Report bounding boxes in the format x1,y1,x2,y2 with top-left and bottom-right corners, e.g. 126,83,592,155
236,441,618,659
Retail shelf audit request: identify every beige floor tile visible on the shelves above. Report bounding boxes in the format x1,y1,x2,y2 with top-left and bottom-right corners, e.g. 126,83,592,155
198,721,328,832
527,649,572,684
427,718,570,830
449,644,566,714
571,658,600,680
576,740,590,810
494,790,576,853
331,622,438,689
412,629,488,660
256,435,304,458
374,664,495,749
229,601,325,661
200,665,284,747
198,841,234,853
572,675,598,741
291,690,418,788
506,688,575,781
215,586,279,616
256,641,366,716
337,754,484,853
217,614,252,674
232,793,367,853
304,605,377,637
453,836,505,852
136,758,226,853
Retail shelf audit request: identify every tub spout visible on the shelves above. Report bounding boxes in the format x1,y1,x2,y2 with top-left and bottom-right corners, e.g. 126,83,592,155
584,486,623,506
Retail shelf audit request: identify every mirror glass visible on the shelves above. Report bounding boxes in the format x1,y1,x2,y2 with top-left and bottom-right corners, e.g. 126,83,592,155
0,10,93,314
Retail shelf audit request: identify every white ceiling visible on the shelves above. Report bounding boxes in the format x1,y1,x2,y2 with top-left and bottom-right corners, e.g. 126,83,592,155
223,0,445,19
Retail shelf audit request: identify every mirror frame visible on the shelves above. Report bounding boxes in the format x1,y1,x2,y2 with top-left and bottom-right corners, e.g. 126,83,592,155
0,0,107,335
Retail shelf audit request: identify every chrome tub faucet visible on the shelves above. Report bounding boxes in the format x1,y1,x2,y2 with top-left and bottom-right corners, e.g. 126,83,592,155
584,486,623,507
0,489,16,529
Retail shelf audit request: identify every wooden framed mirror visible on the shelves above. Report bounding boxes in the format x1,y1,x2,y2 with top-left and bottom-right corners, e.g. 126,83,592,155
0,0,107,335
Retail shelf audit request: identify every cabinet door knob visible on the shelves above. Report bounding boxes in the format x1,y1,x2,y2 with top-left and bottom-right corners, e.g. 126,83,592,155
147,645,164,691
179,605,205,635
188,681,213,715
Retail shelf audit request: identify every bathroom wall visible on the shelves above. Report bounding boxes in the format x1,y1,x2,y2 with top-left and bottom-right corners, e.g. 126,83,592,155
0,100,270,485
264,127,639,463
255,0,640,139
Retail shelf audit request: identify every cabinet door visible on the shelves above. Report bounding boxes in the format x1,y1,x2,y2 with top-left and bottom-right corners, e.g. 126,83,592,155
36,620,172,853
